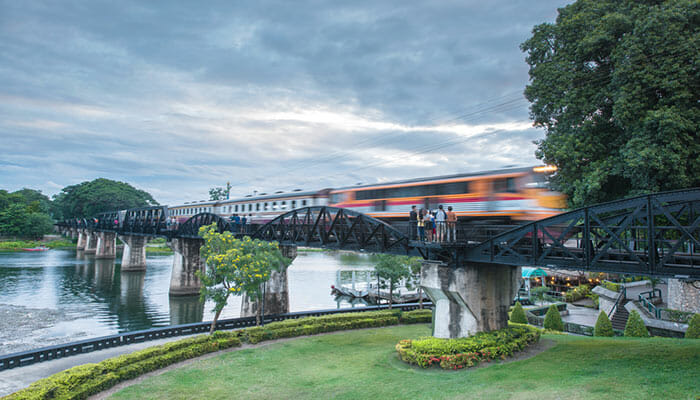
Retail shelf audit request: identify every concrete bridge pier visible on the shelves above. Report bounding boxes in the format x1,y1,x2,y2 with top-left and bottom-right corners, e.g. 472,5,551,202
84,231,98,254
76,230,88,250
95,232,117,259
168,238,205,296
420,261,520,338
241,244,297,317
118,235,148,271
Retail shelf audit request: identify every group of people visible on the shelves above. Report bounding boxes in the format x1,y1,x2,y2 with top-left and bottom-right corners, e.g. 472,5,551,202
229,213,252,233
409,205,457,242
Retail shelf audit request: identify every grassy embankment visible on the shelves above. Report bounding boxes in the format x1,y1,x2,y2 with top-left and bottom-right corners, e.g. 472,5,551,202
110,325,700,400
0,239,75,251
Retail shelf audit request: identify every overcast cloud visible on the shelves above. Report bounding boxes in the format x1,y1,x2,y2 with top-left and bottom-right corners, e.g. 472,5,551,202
0,0,571,204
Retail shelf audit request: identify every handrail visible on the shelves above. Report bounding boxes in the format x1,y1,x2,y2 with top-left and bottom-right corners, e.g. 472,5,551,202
608,286,627,318
638,289,662,319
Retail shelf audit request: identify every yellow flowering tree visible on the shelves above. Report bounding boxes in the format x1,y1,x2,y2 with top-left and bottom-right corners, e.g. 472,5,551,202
197,224,291,332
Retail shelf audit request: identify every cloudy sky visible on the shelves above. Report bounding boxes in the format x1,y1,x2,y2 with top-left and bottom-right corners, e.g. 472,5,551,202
0,0,570,204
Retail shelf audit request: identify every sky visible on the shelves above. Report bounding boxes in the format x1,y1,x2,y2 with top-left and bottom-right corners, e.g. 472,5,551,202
0,0,571,205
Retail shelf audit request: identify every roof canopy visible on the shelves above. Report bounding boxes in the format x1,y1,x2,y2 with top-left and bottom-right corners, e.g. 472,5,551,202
522,267,546,278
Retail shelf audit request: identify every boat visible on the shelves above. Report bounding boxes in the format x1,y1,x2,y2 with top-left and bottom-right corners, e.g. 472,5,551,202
21,246,50,252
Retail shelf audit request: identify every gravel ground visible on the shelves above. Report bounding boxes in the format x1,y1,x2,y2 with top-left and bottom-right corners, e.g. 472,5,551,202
0,304,87,355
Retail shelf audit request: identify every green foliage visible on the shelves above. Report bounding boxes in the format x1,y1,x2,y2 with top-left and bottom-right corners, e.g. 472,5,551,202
400,309,433,324
0,203,53,239
663,308,695,324
198,224,291,328
530,286,549,305
601,281,621,292
564,284,590,302
624,310,649,337
684,314,700,339
543,304,564,331
510,301,528,324
208,186,229,201
52,178,158,219
521,0,700,207
594,312,614,337
7,332,242,400
396,324,541,369
374,254,420,308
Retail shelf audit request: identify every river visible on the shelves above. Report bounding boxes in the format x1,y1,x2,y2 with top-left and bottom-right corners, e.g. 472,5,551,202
0,249,377,355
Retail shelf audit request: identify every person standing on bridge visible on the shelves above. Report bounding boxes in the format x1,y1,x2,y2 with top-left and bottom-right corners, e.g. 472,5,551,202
241,214,247,234
417,209,426,241
409,205,418,240
435,205,447,242
446,206,457,241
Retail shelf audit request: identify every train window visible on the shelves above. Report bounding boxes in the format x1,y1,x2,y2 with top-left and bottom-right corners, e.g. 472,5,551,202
493,178,517,193
302,199,307,206
373,200,387,211
292,200,296,209
233,205,237,212
272,202,277,210
256,203,261,211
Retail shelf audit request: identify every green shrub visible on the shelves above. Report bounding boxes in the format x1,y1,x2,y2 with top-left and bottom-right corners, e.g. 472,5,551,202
7,332,242,400
564,284,591,302
396,324,541,370
400,309,432,324
510,302,528,324
601,281,621,292
684,313,700,339
624,310,649,337
594,312,614,337
543,304,564,331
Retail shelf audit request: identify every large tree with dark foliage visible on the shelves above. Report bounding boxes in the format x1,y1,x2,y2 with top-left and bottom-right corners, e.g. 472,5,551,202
521,0,699,207
0,189,54,238
53,178,158,219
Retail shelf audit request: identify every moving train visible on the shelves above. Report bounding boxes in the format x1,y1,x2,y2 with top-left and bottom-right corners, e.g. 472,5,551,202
167,166,566,224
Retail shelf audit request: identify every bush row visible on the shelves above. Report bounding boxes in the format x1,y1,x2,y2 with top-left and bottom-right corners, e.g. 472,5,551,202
7,331,242,400
7,308,433,400
564,284,591,302
395,323,541,370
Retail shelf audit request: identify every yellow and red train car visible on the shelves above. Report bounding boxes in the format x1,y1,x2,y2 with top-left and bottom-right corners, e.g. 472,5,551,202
328,166,566,221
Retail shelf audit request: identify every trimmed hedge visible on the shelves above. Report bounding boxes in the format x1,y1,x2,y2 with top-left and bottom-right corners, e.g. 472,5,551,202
594,312,614,337
510,302,528,324
7,309,433,399
396,324,541,370
685,313,700,339
543,304,564,331
564,284,591,303
6,331,242,400
624,310,649,337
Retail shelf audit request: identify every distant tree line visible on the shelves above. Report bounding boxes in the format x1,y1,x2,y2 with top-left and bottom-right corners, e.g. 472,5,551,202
0,178,158,239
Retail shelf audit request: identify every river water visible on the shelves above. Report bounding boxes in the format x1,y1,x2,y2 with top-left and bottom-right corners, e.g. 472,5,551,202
0,249,376,355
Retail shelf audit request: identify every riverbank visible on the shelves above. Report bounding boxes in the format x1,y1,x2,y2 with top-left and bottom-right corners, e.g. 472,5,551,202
0,239,75,251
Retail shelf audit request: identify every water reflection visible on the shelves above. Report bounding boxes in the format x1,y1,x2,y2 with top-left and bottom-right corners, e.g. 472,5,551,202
0,249,376,344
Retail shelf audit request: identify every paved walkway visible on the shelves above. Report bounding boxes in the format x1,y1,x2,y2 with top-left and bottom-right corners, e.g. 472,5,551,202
0,334,200,397
562,304,599,327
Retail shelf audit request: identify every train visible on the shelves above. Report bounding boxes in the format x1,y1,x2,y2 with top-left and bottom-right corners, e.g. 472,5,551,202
167,166,567,224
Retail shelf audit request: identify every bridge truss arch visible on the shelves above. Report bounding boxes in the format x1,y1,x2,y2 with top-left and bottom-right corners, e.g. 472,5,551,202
464,188,700,278
249,206,413,255
176,212,231,238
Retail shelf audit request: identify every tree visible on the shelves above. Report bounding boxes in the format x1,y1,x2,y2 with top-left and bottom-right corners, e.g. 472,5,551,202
543,304,564,331
521,0,700,207
52,178,158,219
405,256,426,309
594,312,614,337
198,224,291,332
0,203,53,239
685,314,700,339
530,286,549,306
510,301,528,324
209,186,229,201
374,255,416,309
624,310,649,337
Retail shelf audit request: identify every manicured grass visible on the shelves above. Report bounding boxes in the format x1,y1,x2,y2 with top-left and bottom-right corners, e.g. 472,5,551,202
110,325,700,400
145,245,173,254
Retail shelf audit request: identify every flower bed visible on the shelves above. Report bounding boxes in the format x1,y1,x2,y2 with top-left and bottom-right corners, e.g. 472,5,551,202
395,324,541,370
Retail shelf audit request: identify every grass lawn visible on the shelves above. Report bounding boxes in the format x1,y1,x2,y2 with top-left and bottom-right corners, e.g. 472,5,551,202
110,325,700,400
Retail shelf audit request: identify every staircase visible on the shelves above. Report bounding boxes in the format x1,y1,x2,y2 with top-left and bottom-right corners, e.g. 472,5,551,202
610,300,630,331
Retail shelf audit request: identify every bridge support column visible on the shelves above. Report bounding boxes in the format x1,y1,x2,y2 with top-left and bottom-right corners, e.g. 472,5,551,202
420,261,519,338
118,235,148,271
168,238,205,296
84,231,98,254
241,244,296,317
76,230,88,250
95,232,117,259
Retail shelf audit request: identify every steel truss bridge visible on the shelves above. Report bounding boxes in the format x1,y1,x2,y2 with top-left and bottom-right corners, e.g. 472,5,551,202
57,188,700,279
